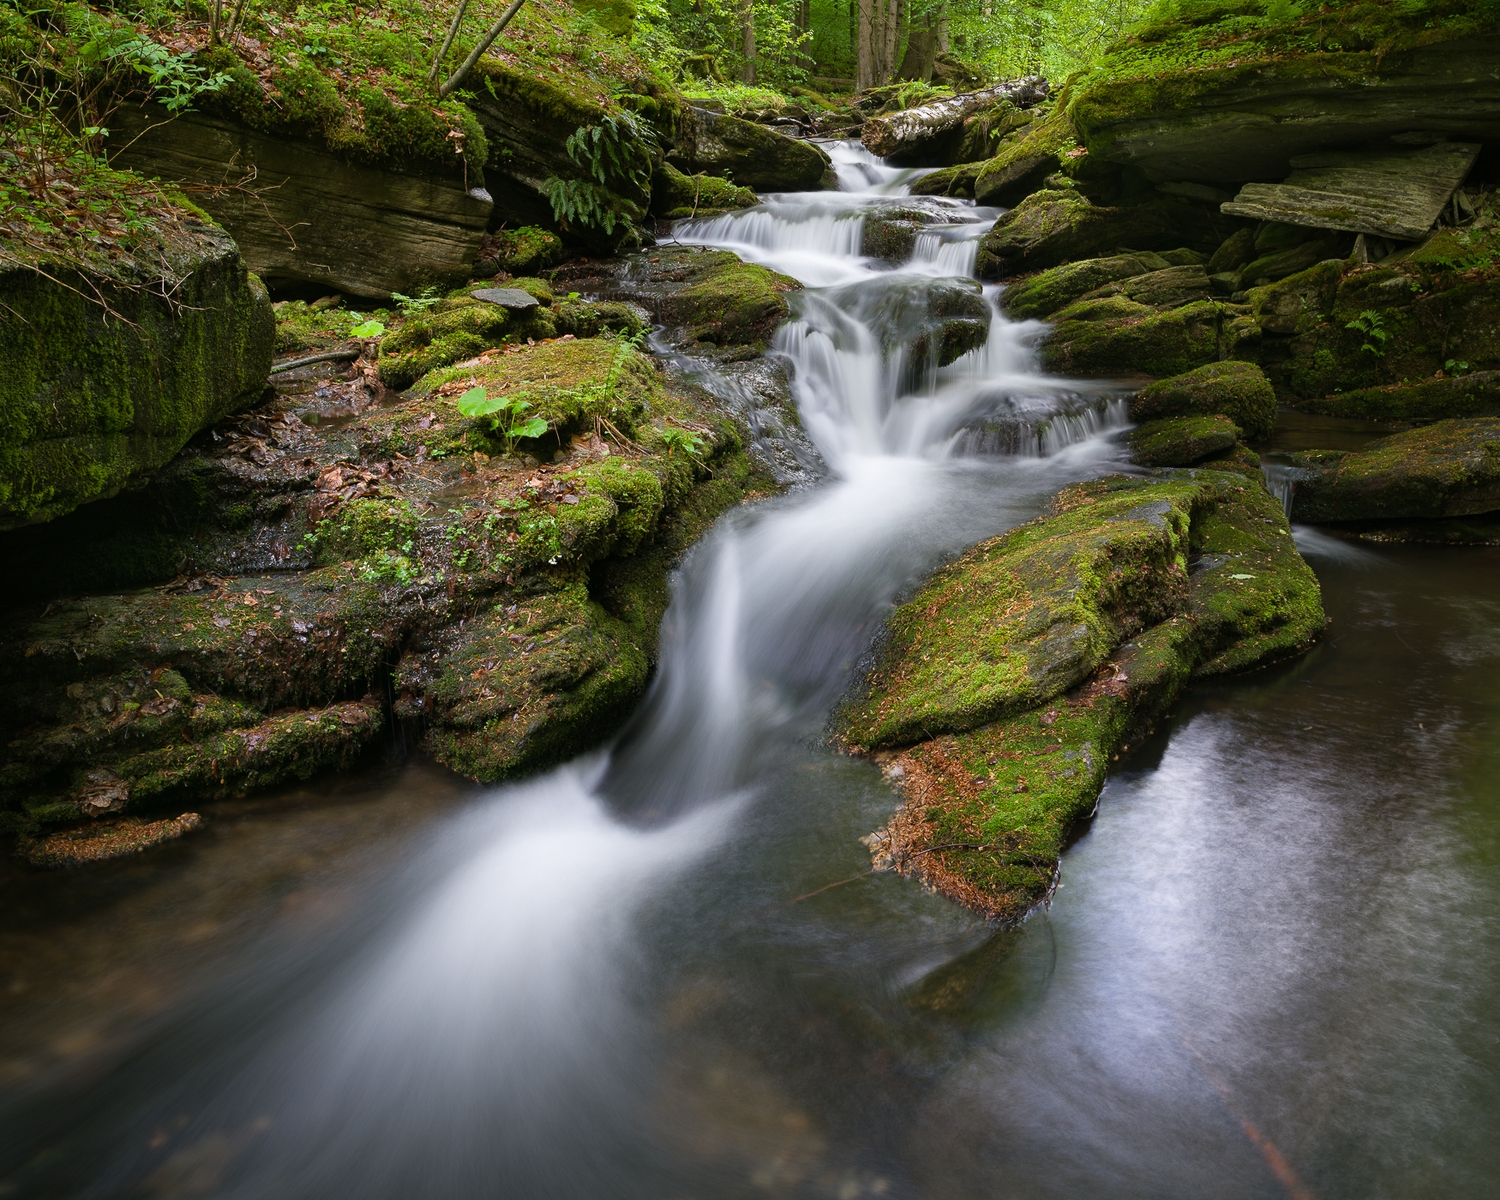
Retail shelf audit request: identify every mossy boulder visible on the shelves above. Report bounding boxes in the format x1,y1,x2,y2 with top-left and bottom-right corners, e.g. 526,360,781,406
477,226,566,276
1299,372,1500,421
0,221,274,530
851,471,1323,921
1130,361,1278,441
650,161,758,219
554,247,799,348
1001,252,1164,321
1128,415,1242,467
973,105,1077,208
1289,418,1500,522
667,108,833,192
975,189,1240,279
908,161,985,199
860,206,936,262
1037,298,1230,381
838,478,1203,749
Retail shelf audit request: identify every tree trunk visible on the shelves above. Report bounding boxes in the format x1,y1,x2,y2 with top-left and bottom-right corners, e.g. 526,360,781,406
740,0,756,84
857,0,875,90
860,77,1050,160
897,27,934,81
936,2,949,53
883,0,899,85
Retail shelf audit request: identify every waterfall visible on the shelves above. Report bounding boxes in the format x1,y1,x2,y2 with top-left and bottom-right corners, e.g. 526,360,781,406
81,143,1139,1200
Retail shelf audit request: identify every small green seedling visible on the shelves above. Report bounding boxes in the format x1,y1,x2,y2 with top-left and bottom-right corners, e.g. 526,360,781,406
1445,358,1472,375
349,319,386,338
456,385,549,452
658,426,705,457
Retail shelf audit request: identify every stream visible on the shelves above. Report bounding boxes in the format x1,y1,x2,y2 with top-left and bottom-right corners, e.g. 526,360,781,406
3,147,1499,1200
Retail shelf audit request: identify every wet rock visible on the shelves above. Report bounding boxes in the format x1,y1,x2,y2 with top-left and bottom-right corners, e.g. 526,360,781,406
476,226,566,277
975,189,1241,280
23,812,202,868
649,161,758,220
472,287,541,312
1128,415,1242,467
109,104,490,298
1000,253,1164,321
1077,264,1214,310
1130,361,1278,441
667,109,832,193
0,218,274,530
552,247,800,348
1299,372,1500,422
973,105,1076,208
1037,298,1232,383
848,473,1321,922
907,161,985,199
860,206,935,262
820,275,989,374
1289,418,1500,522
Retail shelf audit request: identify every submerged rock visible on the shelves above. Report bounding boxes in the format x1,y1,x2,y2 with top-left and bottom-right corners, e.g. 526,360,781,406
844,472,1322,921
819,275,990,374
0,219,274,530
1289,418,1500,522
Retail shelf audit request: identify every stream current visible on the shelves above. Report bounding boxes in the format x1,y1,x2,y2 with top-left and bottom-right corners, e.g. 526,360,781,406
3,146,1500,1200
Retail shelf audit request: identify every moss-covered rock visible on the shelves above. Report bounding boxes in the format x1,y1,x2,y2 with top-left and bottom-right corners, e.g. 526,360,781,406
0,326,783,847
667,108,833,192
477,226,566,276
975,189,1240,280
553,247,800,348
852,471,1323,921
1038,298,1231,381
1129,361,1278,441
1289,418,1500,522
0,221,274,530
1299,372,1500,421
973,105,1076,208
860,206,936,262
1001,252,1163,321
1128,415,1242,467
650,161,758,219
908,161,985,199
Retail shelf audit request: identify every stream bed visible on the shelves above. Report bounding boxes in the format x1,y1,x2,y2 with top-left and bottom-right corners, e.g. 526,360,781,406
2,148,1498,1200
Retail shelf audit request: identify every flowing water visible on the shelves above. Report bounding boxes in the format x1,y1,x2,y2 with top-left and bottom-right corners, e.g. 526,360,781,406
4,146,1500,1200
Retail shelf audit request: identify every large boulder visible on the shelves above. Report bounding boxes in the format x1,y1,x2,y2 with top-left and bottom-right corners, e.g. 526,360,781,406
649,161,758,219
1066,10,1500,186
1130,361,1278,441
820,275,990,373
1289,418,1500,522
1001,252,1166,320
667,108,833,192
1128,415,1242,467
1300,372,1500,421
0,220,273,530
843,472,1321,921
975,188,1241,279
110,105,491,298
1037,297,1235,381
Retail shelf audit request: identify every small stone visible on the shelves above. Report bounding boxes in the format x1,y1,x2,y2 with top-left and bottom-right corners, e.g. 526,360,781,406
471,288,539,312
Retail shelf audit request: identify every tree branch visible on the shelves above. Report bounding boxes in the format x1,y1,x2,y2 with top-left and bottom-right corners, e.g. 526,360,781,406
427,0,472,84
438,0,527,99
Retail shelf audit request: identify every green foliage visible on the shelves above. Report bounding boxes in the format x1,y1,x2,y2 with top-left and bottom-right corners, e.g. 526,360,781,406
1346,309,1389,357
456,385,551,451
349,318,387,338
542,177,627,235
657,426,705,456
391,287,442,316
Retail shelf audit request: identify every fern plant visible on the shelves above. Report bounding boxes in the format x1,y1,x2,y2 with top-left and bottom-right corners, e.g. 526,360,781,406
541,177,624,235
542,111,656,235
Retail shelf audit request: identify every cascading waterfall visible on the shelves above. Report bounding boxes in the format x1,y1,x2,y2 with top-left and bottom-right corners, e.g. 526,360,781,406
72,143,1142,1199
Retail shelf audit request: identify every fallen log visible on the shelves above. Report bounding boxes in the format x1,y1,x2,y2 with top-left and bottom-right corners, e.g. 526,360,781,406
861,78,1049,165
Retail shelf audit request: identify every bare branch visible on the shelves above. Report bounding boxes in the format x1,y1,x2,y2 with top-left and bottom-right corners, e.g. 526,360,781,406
428,0,472,84
438,0,527,99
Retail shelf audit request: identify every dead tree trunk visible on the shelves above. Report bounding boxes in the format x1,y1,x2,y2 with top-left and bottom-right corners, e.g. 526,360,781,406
861,76,1050,160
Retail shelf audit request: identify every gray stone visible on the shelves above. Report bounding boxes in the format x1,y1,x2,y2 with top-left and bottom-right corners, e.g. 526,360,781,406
1221,142,1482,241
472,287,541,312
109,105,491,299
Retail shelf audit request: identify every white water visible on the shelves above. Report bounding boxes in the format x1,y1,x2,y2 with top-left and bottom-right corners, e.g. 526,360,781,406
91,143,1137,1199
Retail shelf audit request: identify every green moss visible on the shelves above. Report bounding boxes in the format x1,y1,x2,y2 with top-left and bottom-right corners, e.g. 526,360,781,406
646,249,802,346
838,479,1203,749
480,226,566,276
649,161,757,219
309,497,419,566
1002,253,1160,321
1299,372,1500,421
1129,414,1242,466
1291,418,1500,522
1130,360,1278,440
1039,298,1229,381
0,222,274,530
863,470,1323,920
973,104,1078,207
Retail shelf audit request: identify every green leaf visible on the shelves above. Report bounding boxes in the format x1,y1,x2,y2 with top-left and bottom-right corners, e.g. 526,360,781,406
349,319,386,338
456,385,506,417
513,416,549,440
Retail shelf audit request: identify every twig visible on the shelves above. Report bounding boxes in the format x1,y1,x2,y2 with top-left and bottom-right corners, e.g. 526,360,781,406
786,869,876,904
268,347,363,374
438,0,528,98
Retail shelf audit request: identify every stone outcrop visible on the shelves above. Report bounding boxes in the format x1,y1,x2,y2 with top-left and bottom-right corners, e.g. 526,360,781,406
842,472,1323,920
667,108,833,193
110,105,491,299
0,219,273,530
